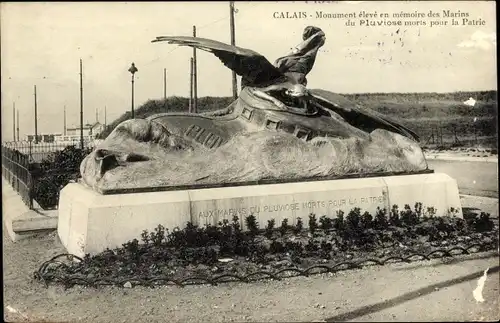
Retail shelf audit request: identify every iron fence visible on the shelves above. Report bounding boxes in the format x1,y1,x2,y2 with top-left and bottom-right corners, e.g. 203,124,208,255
2,140,101,163
398,116,498,150
34,240,498,289
2,140,97,210
1,145,34,209
419,127,497,150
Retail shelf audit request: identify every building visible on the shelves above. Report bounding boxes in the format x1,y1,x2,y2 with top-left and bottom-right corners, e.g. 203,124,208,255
65,122,105,137
56,122,105,142
25,122,105,144
26,134,61,143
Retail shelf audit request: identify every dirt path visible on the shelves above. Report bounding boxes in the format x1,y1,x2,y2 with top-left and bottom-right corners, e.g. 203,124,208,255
3,222,499,323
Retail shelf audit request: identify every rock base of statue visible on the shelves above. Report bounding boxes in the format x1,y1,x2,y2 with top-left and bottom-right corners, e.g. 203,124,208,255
58,172,462,257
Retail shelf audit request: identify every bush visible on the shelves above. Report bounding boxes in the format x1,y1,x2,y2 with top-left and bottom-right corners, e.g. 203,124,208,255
373,207,388,230
265,219,275,239
294,217,303,234
245,214,259,237
319,215,333,232
361,211,373,230
333,210,345,231
279,218,289,237
308,214,318,235
32,145,92,209
69,204,496,283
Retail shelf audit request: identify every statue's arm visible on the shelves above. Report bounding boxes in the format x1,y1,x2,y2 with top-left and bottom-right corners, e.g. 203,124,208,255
275,30,325,73
291,31,326,56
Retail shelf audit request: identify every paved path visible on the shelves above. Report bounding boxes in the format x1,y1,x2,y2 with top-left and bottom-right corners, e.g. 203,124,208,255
427,159,498,198
3,223,499,323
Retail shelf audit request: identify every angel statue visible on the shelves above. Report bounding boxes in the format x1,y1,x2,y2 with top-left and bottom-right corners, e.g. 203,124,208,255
80,26,426,192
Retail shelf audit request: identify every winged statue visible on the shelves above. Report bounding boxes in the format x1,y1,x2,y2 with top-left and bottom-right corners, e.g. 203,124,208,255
151,26,419,142
79,26,426,192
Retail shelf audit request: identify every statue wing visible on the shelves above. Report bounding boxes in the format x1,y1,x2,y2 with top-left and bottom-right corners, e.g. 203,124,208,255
310,89,420,142
152,36,286,87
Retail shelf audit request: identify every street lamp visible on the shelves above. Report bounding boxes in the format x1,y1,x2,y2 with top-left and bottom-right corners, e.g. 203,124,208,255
128,62,138,119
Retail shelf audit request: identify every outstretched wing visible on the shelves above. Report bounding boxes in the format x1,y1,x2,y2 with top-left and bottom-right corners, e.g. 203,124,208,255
310,89,420,142
152,36,286,87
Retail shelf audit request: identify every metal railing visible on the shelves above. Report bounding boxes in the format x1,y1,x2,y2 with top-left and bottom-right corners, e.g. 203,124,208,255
2,140,100,163
34,240,498,289
1,146,34,209
419,127,497,150
2,141,96,210
400,117,497,150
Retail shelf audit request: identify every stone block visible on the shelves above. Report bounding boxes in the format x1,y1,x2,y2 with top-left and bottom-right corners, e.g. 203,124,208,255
2,181,58,241
58,183,190,257
58,172,462,257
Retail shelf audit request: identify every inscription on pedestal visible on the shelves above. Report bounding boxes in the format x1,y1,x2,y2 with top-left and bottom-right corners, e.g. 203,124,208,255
193,193,387,227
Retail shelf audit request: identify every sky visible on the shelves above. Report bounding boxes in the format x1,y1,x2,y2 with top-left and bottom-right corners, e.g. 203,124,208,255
0,1,497,139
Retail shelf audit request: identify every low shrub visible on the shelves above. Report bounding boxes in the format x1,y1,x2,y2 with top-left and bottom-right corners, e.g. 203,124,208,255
65,204,497,283
32,145,92,209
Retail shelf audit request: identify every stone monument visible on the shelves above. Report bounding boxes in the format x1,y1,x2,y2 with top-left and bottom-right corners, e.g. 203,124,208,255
58,26,462,257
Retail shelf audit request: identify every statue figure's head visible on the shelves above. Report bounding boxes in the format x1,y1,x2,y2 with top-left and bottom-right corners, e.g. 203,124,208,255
303,26,324,40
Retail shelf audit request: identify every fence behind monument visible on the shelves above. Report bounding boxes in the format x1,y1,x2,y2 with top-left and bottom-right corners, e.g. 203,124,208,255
415,122,497,150
1,145,34,209
1,140,99,210
2,140,101,163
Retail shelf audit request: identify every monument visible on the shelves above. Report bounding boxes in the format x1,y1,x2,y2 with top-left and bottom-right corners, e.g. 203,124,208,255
58,26,462,257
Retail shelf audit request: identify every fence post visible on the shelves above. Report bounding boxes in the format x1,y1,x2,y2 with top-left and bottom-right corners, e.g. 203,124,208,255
439,124,443,147
474,121,478,146
29,140,33,163
28,171,34,210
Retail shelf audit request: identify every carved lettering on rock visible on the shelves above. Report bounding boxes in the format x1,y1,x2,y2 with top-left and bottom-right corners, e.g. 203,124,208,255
196,195,386,221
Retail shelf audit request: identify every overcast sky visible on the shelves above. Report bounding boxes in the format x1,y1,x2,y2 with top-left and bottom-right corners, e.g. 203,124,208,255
1,1,496,139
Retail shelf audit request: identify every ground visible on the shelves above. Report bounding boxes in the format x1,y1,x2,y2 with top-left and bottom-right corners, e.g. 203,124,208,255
3,149,498,322
3,214,499,322
427,159,498,198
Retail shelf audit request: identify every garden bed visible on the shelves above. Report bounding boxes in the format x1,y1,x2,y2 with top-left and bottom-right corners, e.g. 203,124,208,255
37,204,499,287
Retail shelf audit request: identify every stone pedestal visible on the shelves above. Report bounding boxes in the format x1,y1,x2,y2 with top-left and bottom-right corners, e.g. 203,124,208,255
58,173,462,257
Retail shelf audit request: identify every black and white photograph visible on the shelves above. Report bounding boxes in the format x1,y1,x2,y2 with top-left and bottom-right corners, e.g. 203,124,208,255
1,1,498,322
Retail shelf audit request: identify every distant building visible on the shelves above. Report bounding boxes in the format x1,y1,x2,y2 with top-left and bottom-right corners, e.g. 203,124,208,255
56,122,105,142
65,122,105,137
25,122,105,144
26,134,60,143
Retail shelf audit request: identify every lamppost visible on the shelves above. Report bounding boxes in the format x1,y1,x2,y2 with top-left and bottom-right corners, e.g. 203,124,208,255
34,85,38,144
128,62,138,119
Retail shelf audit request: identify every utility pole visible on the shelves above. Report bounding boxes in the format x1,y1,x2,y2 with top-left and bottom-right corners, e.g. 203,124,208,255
229,1,238,99
163,68,167,113
80,59,84,149
163,68,167,100
104,106,107,128
96,107,98,123
34,85,38,144
192,25,198,113
63,105,67,135
16,109,20,141
12,102,16,141
189,57,194,113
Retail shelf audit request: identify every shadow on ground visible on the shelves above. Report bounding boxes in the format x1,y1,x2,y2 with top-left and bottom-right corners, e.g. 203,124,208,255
324,265,500,322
